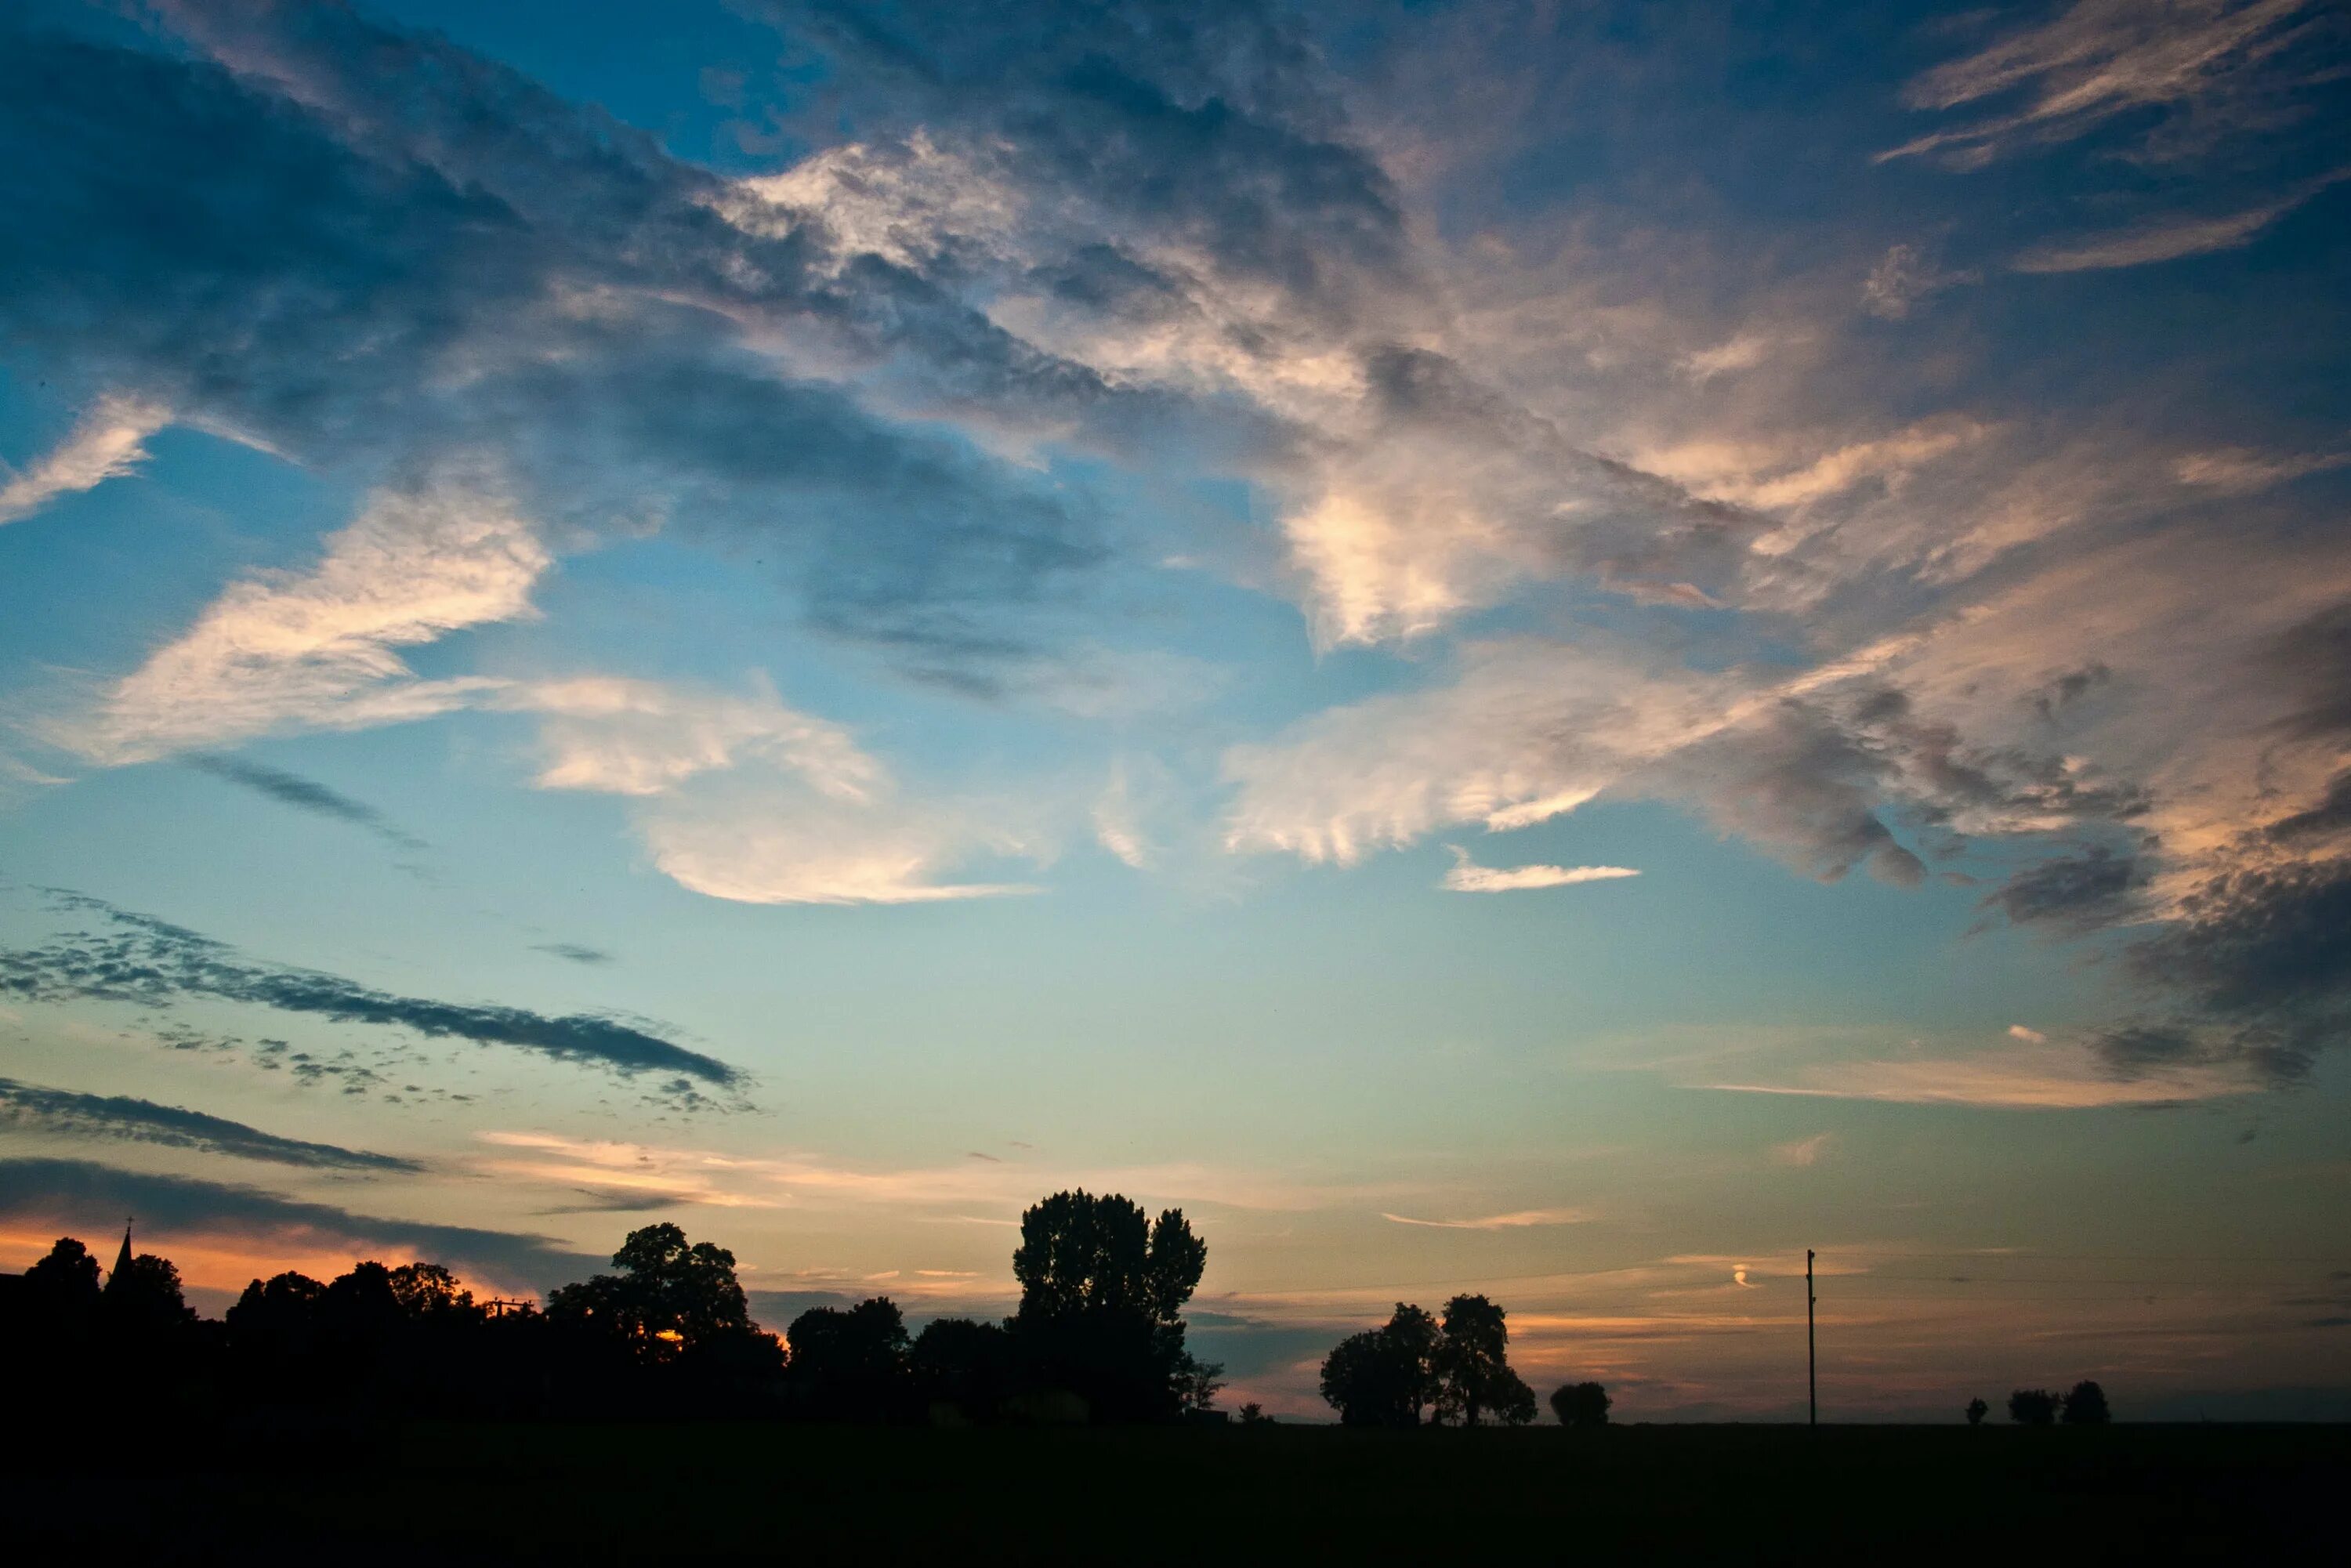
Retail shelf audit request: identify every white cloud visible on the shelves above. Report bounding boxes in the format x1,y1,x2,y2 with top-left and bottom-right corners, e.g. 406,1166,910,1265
1861,244,1977,319
2007,1024,2048,1045
1223,639,1733,864
0,395,170,527
1441,846,1639,893
1770,1133,1832,1168
520,675,880,802
61,480,545,765
1382,1208,1591,1229
638,781,1044,906
1679,331,1775,382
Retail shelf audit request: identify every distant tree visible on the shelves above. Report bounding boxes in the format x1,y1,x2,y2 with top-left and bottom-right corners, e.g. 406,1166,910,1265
387,1262,474,1319
1491,1367,1539,1426
547,1223,751,1361
1551,1381,1612,1428
1965,1397,1989,1426
1434,1294,1530,1427
103,1253,192,1334
1320,1302,1442,1427
1009,1190,1209,1421
2008,1388,2061,1425
2062,1380,2110,1425
911,1316,1016,1421
1236,1402,1272,1425
785,1297,910,1419
24,1237,103,1312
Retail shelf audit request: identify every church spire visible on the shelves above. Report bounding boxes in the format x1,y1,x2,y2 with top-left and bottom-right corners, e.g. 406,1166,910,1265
107,1216,133,1292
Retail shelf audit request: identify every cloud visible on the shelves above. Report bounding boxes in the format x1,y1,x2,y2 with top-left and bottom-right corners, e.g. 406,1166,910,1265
1861,244,1976,319
184,753,426,852
520,675,879,802
533,943,614,967
0,1076,421,1171
636,778,1045,906
2008,1024,2049,1045
1382,1208,1590,1230
1769,1134,1832,1168
0,1156,589,1287
2125,857,2351,1078
0,891,741,1089
1979,846,2149,931
1883,0,2327,166
2014,172,2351,272
1698,1041,2262,1108
0,393,168,526
1440,847,1639,893
59,480,544,766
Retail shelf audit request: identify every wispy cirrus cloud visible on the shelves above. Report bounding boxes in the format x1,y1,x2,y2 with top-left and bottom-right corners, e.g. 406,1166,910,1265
0,1076,421,1172
1883,0,2327,167
2014,170,2351,273
55,479,543,767
1440,847,1640,893
0,393,168,526
1697,1042,2263,1109
1381,1208,1592,1229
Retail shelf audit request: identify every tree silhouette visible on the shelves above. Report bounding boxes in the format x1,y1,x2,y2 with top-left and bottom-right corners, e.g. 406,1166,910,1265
24,1237,102,1314
103,1252,193,1334
547,1222,751,1362
785,1296,910,1419
1966,1396,1989,1426
911,1316,1016,1422
2008,1388,2061,1425
387,1261,473,1319
1434,1295,1534,1426
2062,1380,2110,1425
1319,1302,1441,1426
1550,1381,1611,1428
1008,1190,1212,1421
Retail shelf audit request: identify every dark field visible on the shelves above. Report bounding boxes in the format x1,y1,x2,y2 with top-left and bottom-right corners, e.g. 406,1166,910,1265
12,1421,2342,1563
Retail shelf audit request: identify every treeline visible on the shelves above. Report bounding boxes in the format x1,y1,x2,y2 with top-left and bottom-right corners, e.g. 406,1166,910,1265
1317,1297,1610,1429
2,1190,1220,1425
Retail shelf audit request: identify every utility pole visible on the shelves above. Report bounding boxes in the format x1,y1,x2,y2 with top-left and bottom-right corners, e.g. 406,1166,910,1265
1806,1248,1817,1428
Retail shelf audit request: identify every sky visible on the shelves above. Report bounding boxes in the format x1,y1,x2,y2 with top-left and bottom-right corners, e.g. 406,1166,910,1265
2,0,2348,1421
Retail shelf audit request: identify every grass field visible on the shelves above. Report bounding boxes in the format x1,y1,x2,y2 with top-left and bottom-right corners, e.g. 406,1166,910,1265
14,1419,2342,1562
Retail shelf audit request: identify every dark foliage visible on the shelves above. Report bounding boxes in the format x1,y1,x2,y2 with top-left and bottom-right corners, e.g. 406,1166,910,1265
1434,1294,1536,1426
2063,1381,2111,1425
1966,1396,1989,1426
1551,1381,1611,1428
784,1297,910,1421
1007,1189,1218,1422
1319,1302,1440,1427
2009,1389,2062,1425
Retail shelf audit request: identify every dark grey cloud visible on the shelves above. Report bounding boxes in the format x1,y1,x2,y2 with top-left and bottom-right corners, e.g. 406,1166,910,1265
0,891,741,1089
1981,846,2149,931
534,1187,700,1216
751,0,1407,322
2269,601,2351,742
185,754,426,852
0,9,1136,668
0,1074,420,1171
533,943,614,968
0,1156,592,1286
1672,701,1925,886
2266,771,2351,847
2125,856,2351,1079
